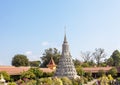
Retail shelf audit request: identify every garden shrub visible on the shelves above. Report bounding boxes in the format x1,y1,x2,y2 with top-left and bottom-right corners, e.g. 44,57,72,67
38,77,53,85
117,77,120,81
99,75,109,85
52,77,63,85
26,80,36,85
108,67,117,77
98,70,105,77
61,77,72,85
0,71,10,81
8,82,16,85
83,77,88,84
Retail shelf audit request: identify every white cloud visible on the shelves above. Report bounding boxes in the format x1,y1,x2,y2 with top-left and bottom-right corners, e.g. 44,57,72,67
24,51,40,61
28,55,40,61
25,51,32,55
41,41,49,46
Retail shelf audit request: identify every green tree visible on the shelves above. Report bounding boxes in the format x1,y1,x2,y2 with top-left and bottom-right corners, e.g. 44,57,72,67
25,80,36,85
73,59,81,68
81,62,89,67
92,48,106,66
98,70,105,77
84,72,93,81
21,68,43,80
111,50,120,66
40,48,61,67
29,61,40,67
28,68,43,78
76,66,85,76
0,71,10,81
42,72,54,77
108,67,117,77
21,70,35,79
99,75,109,85
88,60,96,67
61,77,72,85
12,54,29,67
38,77,53,85
8,82,16,85
106,57,113,66
52,77,63,85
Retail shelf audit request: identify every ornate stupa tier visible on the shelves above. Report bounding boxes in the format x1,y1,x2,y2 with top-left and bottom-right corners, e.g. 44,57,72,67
54,32,79,79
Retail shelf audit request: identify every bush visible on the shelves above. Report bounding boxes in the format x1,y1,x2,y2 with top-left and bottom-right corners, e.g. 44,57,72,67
21,71,35,79
76,67,85,76
16,79,24,85
98,70,105,77
83,77,88,84
28,68,43,78
117,77,120,81
42,72,54,77
108,67,117,77
61,77,72,85
52,77,63,85
21,68,43,79
0,71,10,81
8,82,16,85
85,72,93,81
72,79,79,85
72,78,81,85
99,75,109,85
25,80,36,85
38,77,53,85
10,75,20,81
108,74,113,81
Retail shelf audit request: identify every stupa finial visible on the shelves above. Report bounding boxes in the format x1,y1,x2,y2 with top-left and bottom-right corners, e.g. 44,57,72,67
64,26,67,43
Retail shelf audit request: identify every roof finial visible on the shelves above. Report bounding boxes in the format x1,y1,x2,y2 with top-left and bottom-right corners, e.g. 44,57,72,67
64,26,67,43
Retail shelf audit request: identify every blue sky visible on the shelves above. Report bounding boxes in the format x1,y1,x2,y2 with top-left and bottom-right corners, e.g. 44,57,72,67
0,0,120,65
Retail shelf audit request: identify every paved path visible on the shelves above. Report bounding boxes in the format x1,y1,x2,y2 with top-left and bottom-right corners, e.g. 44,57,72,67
84,79,97,85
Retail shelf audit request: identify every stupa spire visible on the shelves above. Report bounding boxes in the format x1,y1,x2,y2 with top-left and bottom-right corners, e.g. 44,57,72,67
64,26,67,43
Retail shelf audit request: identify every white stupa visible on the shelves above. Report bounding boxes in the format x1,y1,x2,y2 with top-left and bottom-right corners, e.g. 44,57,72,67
0,74,5,82
54,32,79,79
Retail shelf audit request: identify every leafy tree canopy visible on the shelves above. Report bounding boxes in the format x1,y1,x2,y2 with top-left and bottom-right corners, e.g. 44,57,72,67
21,68,43,79
61,77,72,85
73,59,81,68
29,61,41,67
98,70,105,77
106,57,113,66
110,50,120,66
12,54,29,67
40,48,61,67
28,68,43,78
108,67,117,77
76,66,85,76
21,70,35,79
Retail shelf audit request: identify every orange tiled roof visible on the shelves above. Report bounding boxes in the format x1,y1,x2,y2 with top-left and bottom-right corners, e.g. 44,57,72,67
0,66,54,75
0,66,30,75
0,66,117,75
40,68,54,73
83,67,112,73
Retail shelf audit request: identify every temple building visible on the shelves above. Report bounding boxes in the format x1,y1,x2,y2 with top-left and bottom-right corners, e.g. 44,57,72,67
47,57,56,70
54,33,79,79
